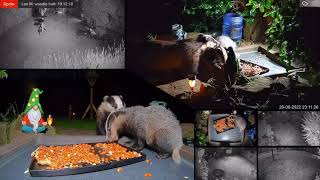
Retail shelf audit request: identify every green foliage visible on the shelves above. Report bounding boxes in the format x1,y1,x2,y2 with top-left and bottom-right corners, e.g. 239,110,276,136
0,70,8,79
265,1,306,66
243,0,306,66
196,130,208,146
239,0,273,24
183,0,233,32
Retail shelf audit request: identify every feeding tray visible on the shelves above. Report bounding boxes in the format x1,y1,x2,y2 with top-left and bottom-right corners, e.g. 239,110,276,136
240,60,269,77
29,142,146,177
208,114,242,143
212,116,236,134
236,46,287,77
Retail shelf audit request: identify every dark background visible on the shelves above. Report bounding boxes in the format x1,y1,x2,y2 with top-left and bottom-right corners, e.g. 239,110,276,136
0,70,195,123
127,1,320,65
126,0,185,36
301,7,320,66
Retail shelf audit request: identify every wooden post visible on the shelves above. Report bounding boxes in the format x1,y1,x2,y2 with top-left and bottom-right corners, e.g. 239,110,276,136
81,71,98,119
68,104,73,120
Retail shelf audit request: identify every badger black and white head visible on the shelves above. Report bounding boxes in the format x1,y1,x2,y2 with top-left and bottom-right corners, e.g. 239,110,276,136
195,34,237,69
106,105,183,164
96,95,126,135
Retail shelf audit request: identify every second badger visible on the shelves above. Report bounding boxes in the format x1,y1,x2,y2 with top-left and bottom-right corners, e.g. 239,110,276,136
105,105,183,164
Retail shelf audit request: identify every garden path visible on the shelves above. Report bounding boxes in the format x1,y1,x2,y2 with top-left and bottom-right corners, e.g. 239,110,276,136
0,14,99,68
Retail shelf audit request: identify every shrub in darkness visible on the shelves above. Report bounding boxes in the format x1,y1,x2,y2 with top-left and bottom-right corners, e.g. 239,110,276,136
301,111,320,146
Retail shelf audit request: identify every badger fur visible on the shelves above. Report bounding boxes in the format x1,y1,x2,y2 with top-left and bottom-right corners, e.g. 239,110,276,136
127,33,229,84
96,95,126,135
106,105,183,164
217,36,237,50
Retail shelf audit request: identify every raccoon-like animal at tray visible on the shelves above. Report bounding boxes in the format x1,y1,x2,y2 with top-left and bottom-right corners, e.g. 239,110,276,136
105,105,183,164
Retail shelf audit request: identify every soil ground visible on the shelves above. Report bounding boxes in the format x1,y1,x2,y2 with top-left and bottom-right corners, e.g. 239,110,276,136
258,150,320,180
258,112,307,146
0,14,99,68
208,155,257,180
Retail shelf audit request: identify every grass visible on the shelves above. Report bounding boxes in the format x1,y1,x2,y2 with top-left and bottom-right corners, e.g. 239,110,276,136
53,117,96,131
39,40,125,69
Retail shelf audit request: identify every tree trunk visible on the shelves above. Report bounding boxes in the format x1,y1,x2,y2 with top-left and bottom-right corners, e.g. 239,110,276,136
271,149,275,160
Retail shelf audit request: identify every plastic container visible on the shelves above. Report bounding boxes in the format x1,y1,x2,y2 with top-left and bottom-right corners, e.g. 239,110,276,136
222,13,243,41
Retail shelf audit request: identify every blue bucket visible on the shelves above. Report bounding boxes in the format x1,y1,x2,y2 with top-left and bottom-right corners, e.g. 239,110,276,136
222,13,243,41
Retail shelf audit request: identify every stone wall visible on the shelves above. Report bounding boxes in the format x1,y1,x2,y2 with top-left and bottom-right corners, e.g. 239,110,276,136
82,0,125,38
0,8,32,36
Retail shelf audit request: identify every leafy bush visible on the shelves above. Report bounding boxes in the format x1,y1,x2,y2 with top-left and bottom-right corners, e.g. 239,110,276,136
0,103,18,122
301,111,320,146
196,130,208,146
183,0,233,32
0,70,8,79
243,0,307,66
315,170,320,180
0,103,19,144
195,111,211,146
238,0,273,24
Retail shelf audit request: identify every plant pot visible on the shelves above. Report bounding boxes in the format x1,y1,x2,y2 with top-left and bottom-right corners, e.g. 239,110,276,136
6,118,20,143
46,125,56,136
0,122,8,145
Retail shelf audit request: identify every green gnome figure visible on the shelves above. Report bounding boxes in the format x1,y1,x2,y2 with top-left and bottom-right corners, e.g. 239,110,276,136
21,88,47,133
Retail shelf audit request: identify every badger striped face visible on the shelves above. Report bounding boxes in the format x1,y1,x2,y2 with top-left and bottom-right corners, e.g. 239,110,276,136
102,95,126,113
196,33,229,69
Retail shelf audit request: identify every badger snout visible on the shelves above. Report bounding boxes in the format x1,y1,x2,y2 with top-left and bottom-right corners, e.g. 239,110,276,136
213,62,225,69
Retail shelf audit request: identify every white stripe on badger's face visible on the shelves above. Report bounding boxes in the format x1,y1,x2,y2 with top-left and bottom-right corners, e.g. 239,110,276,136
102,102,117,113
220,46,228,63
112,95,125,109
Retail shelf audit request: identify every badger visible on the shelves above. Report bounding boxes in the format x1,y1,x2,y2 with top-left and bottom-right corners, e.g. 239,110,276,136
96,95,126,135
127,33,236,84
105,105,183,164
217,35,237,50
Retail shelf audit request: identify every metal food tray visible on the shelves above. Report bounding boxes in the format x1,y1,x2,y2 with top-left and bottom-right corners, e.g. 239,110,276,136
208,114,242,143
236,46,287,77
212,116,236,134
29,142,146,177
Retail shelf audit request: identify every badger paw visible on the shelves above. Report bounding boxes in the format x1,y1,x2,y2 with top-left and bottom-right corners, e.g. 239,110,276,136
156,152,170,159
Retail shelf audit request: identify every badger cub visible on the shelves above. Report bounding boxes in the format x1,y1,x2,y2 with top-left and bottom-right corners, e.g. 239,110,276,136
106,105,183,164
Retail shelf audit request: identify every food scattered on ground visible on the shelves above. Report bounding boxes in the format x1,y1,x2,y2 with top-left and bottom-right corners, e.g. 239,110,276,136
240,60,268,77
144,173,153,177
32,143,142,170
145,159,152,163
213,116,236,133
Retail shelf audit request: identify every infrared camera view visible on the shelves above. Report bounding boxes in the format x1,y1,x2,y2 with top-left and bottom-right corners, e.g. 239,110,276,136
258,147,320,180
196,147,257,180
0,0,124,69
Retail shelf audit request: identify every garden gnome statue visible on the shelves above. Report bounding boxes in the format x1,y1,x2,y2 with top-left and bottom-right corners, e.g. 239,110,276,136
21,88,47,133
